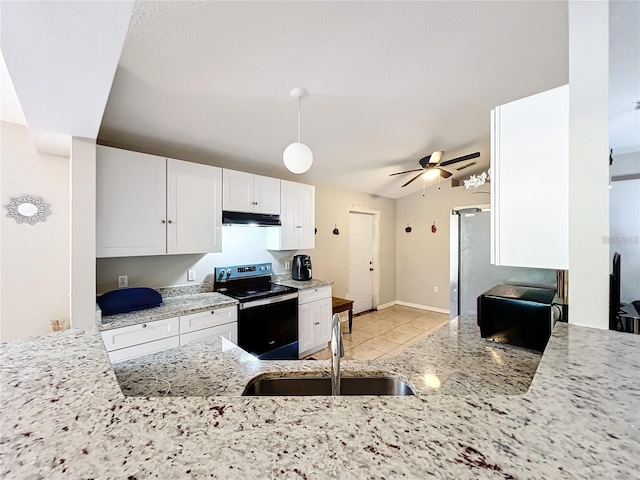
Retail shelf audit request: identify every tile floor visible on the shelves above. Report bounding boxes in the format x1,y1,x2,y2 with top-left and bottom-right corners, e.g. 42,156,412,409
305,305,449,361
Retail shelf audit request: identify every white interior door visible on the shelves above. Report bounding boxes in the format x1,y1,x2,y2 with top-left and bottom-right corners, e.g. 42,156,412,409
349,212,374,313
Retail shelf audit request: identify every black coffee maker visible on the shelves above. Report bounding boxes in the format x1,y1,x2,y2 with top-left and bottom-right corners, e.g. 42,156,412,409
292,255,312,281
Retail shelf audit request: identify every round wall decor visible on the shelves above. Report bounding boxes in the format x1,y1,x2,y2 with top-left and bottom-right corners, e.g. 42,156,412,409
4,194,50,225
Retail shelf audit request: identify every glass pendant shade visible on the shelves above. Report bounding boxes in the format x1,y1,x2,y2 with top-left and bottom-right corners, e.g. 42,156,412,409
283,142,313,174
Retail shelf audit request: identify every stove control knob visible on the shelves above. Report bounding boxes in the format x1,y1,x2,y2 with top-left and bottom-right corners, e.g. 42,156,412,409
226,269,232,277
218,270,225,280
260,266,265,271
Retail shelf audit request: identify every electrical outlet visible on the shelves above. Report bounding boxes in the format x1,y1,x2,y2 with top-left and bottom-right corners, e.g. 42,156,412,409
433,286,439,293
284,261,291,270
187,269,196,281
118,275,128,288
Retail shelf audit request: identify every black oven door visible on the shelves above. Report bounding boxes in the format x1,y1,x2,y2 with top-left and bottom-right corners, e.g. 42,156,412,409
237,293,298,359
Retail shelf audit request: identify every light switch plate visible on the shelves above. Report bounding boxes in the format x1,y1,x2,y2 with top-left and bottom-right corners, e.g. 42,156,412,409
187,269,196,281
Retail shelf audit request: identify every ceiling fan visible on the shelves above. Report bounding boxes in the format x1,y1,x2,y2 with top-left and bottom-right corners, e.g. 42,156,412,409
389,151,481,187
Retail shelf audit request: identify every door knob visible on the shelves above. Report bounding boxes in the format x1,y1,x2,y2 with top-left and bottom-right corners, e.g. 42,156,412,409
370,268,374,271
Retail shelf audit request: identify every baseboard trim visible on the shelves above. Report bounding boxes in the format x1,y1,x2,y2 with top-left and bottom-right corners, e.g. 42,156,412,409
396,301,450,315
376,301,397,310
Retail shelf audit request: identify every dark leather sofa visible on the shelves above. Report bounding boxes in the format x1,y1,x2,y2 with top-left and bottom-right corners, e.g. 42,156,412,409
477,284,557,352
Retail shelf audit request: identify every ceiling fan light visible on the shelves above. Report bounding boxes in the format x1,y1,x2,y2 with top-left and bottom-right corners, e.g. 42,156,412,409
283,142,313,174
422,168,441,180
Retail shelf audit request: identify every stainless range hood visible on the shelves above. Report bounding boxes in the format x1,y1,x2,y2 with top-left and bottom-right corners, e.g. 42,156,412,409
222,211,281,226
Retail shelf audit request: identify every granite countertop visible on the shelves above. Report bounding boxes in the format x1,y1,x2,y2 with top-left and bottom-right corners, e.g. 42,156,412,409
275,278,333,290
1,316,639,479
111,316,541,397
98,292,238,331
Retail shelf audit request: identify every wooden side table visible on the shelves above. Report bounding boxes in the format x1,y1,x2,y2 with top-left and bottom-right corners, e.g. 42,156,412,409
332,297,354,333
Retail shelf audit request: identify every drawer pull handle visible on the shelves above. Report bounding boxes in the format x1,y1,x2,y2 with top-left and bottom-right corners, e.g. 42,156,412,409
314,322,320,325
268,340,275,345
141,324,147,328
211,311,216,314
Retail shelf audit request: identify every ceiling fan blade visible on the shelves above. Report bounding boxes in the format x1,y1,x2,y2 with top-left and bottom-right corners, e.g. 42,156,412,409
418,155,432,168
401,171,425,187
389,168,424,177
438,168,453,179
438,152,481,167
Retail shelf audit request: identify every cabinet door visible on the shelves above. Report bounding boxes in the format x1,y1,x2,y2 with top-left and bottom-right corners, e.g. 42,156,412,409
100,317,180,352
313,297,332,345
266,181,315,251
222,169,254,212
254,175,281,214
167,159,222,254
107,336,180,363
279,180,299,249
491,85,569,270
179,322,238,346
297,183,315,249
96,146,167,257
179,306,237,334
298,302,316,355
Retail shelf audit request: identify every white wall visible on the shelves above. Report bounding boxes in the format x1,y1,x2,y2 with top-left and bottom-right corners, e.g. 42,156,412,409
0,121,70,341
70,137,96,328
567,1,610,329
96,227,290,293
396,180,489,311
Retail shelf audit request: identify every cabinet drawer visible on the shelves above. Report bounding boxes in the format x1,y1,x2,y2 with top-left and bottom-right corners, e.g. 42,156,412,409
180,322,238,346
179,305,238,334
107,336,180,363
100,317,179,352
298,286,331,305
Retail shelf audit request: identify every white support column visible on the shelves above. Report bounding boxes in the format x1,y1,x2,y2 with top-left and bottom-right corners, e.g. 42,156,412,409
568,1,610,329
70,137,96,328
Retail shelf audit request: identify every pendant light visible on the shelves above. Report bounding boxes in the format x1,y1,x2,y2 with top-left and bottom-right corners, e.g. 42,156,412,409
283,87,313,174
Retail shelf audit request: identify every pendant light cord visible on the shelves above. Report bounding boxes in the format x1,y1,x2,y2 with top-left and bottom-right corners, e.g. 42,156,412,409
297,96,301,142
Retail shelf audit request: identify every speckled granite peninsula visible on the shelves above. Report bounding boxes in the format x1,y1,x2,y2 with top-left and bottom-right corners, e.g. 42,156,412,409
1,315,639,479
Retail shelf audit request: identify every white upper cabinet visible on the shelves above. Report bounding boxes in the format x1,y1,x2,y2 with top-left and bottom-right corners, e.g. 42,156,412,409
490,84,569,270
266,180,315,251
97,146,222,258
97,146,167,257
222,169,280,214
166,158,222,255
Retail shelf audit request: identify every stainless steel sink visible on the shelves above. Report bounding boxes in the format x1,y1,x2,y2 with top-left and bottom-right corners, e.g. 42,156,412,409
242,376,415,396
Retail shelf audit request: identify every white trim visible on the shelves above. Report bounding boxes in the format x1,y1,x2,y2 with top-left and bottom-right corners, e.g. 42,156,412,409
376,301,397,310
396,301,450,315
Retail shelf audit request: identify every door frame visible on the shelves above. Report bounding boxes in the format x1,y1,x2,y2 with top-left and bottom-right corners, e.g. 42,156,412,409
449,203,491,319
347,207,380,310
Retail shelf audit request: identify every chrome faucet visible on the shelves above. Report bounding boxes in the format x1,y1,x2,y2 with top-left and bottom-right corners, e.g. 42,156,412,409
331,314,343,396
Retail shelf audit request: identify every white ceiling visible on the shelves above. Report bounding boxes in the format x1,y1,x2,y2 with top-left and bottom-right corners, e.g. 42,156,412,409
0,1,133,156
3,1,635,198
99,1,570,199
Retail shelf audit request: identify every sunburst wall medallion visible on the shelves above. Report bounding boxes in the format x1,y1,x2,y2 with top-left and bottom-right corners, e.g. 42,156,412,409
4,194,50,225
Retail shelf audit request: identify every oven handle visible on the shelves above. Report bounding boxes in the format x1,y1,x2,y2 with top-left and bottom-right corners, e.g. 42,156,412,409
239,292,298,310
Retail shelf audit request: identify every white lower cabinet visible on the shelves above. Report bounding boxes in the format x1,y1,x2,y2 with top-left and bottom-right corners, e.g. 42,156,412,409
101,317,180,363
180,323,237,346
102,305,238,363
298,286,332,358
179,306,238,346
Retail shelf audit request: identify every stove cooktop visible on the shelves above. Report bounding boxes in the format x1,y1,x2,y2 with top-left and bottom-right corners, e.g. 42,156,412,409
219,284,297,302
213,262,297,302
